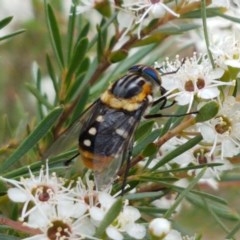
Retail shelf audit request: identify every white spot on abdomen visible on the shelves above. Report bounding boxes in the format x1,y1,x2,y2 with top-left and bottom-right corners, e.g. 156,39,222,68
115,128,128,139
88,127,97,135
96,115,104,122
83,139,91,147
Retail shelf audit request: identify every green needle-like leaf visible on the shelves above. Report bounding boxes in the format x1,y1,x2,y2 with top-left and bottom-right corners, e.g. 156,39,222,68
0,29,25,42
0,16,13,29
164,167,206,218
152,135,203,171
0,107,63,172
46,54,59,103
133,129,162,156
95,197,123,238
196,101,219,122
45,2,65,68
25,83,54,110
65,38,89,86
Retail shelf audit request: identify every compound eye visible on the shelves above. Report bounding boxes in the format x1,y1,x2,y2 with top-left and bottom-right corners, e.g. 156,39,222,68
128,65,161,86
128,65,141,73
142,67,161,86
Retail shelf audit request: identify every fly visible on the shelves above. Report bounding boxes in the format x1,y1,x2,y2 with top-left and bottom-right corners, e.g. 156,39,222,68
44,65,174,191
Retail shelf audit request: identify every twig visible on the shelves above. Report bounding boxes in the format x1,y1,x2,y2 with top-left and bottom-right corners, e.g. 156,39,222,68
0,217,41,236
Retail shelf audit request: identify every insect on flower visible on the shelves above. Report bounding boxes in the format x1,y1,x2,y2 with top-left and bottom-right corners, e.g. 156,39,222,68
44,65,176,191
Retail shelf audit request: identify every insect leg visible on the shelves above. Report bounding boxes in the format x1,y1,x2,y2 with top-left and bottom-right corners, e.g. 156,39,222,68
119,136,135,196
144,111,198,119
156,58,185,75
64,152,80,166
120,147,132,196
152,95,176,110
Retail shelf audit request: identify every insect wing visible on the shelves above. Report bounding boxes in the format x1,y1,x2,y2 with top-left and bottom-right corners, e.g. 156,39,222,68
43,100,99,161
93,144,130,191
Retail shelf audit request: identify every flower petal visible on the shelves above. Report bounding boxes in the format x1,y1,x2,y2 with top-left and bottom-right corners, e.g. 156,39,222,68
7,188,28,202
126,223,146,239
106,226,123,240
198,87,219,99
149,218,171,237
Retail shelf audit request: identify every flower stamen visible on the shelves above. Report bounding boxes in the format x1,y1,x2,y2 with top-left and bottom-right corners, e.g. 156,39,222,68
47,220,71,240
214,115,232,135
184,80,194,92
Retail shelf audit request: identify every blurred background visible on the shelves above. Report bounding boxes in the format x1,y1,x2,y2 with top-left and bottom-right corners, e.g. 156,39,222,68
0,0,71,143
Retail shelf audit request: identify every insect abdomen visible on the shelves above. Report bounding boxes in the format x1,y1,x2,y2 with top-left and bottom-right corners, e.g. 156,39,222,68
78,101,148,172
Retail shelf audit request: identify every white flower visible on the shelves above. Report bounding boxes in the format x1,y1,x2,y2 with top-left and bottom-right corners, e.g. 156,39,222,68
167,141,233,180
149,217,171,238
210,0,229,8
121,0,179,38
0,162,73,221
161,137,194,168
140,137,194,170
152,192,177,208
89,191,116,224
188,146,233,180
149,218,195,240
149,218,196,240
74,0,114,27
23,202,96,240
151,181,184,215
116,9,135,40
122,0,179,19
75,0,113,15
198,96,240,159
106,226,124,240
160,54,235,112
198,178,219,190
75,0,96,14
1,163,146,239
62,174,146,239
106,205,146,240
210,35,240,70
1,166,98,239
164,229,183,240
72,173,100,211
89,193,146,239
